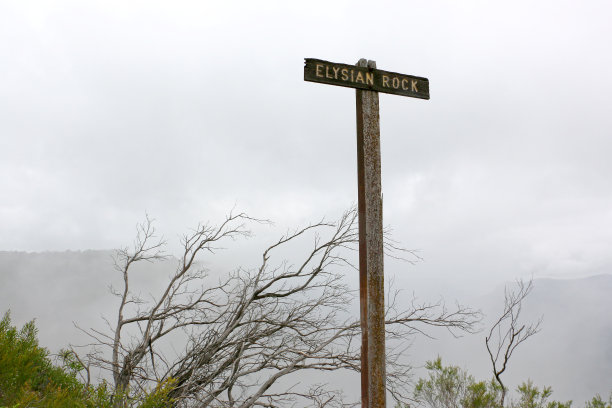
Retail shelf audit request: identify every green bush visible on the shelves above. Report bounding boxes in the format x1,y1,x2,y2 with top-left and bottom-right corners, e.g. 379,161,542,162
0,311,88,406
584,394,612,408
413,358,596,408
414,357,501,408
0,311,174,407
511,380,571,408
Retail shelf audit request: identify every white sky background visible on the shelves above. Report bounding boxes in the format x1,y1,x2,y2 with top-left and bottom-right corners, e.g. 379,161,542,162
2,0,612,292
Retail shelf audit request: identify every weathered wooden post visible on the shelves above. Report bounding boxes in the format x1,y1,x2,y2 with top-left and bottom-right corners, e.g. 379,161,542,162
304,58,429,407
355,58,386,407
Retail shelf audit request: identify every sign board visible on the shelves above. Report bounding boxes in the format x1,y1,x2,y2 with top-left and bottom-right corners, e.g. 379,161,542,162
304,58,429,99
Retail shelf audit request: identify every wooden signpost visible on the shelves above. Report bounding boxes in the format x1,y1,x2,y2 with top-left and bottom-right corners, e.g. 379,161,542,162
304,58,429,408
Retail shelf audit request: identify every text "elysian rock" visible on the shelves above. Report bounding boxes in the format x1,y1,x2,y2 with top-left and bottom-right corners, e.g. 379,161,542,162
304,58,429,99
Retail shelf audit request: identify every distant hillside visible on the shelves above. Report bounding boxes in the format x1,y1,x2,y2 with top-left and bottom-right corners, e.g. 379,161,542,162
409,274,612,404
0,250,176,353
513,275,612,402
1,251,610,403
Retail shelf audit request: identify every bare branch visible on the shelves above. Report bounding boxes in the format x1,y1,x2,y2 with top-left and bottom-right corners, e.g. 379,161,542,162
74,207,479,407
485,278,542,406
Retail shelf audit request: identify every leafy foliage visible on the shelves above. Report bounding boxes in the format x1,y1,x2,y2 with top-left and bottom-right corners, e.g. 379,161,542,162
414,357,501,408
0,311,174,407
512,381,571,408
585,394,612,408
412,358,611,408
0,311,86,406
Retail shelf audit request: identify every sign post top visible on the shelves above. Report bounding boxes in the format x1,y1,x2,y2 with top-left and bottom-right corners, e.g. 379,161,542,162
304,58,430,100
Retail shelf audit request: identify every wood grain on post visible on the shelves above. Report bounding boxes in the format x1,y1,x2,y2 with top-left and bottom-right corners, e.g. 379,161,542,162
356,58,386,408
356,58,369,408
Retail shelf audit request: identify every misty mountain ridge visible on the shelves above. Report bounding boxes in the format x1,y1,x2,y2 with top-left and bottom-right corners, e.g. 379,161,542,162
409,273,612,403
1,250,610,403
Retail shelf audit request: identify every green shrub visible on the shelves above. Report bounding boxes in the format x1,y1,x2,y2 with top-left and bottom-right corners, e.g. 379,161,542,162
0,311,175,407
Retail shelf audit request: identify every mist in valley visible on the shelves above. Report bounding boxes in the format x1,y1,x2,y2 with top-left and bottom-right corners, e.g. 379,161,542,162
2,0,612,405
1,250,610,403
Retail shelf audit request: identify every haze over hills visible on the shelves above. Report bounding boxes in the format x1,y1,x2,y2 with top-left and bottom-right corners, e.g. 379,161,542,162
1,250,610,403
409,274,612,404
0,250,174,355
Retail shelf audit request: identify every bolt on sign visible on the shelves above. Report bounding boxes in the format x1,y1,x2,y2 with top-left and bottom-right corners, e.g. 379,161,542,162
304,58,429,408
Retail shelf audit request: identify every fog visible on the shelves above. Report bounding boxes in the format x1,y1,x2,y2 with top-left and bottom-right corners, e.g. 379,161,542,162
1,0,612,403
2,251,610,403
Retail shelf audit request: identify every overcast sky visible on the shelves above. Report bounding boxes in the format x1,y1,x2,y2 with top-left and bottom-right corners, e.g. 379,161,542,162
2,0,612,291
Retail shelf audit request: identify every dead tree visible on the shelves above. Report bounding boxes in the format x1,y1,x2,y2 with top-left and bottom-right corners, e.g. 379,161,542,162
485,279,542,407
76,208,480,407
